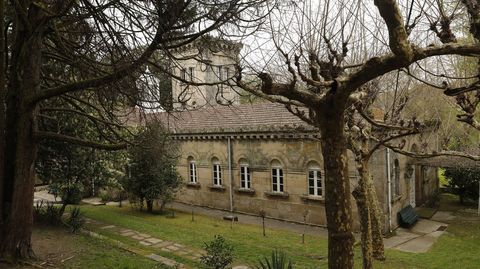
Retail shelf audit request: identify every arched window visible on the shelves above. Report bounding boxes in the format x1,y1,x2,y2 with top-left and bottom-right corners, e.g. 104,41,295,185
394,159,400,197
239,159,251,189
212,157,222,186
307,162,323,197
271,160,284,193
188,157,197,183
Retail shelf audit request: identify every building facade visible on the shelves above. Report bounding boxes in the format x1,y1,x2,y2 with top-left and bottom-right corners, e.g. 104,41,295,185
158,103,439,232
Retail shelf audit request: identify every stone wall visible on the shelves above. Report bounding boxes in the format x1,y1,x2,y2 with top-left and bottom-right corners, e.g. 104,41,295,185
174,137,408,231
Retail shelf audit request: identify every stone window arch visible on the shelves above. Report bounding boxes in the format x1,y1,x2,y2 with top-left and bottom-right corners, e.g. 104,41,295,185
212,157,222,186
271,159,284,193
239,158,251,189
187,156,197,183
307,161,323,197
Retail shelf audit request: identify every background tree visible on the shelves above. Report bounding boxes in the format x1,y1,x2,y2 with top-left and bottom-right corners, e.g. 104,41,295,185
123,122,181,213
236,1,480,268
444,166,480,204
0,0,269,261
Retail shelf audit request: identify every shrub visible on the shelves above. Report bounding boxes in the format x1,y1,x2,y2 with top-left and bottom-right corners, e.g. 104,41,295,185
201,235,234,269
33,201,63,225
49,180,84,205
66,207,85,233
256,250,293,269
444,167,480,204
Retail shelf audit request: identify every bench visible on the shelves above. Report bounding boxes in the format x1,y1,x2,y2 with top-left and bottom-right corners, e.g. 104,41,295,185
397,205,419,228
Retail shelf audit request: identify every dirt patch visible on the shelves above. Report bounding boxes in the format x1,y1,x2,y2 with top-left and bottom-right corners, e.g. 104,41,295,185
0,226,81,269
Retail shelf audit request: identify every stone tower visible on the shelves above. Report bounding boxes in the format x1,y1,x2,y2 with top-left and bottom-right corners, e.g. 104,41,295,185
171,36,242,109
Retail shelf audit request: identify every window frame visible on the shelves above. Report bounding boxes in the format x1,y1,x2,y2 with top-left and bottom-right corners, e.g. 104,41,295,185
271,162,284,193
307,169,323,197
189,160,197,183
240,164,251,189
212,161,222,186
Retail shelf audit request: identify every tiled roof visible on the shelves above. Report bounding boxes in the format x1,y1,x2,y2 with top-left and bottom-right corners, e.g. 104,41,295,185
152,102,316,134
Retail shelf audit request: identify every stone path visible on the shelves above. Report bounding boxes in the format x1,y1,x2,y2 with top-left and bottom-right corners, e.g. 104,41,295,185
84,218,250,269
384,218,448,253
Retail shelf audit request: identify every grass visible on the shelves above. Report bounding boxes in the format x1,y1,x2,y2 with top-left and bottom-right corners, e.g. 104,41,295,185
77,193,480,269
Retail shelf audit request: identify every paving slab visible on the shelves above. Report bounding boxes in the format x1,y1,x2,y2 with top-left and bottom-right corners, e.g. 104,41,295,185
393,234,438,253
161,247,172,252
410,219,445,234
152,241,172,248
137,233,151,238
384,229,418,249
167,245,180,251
431,211,456,222
139,241,152,246
146,253,179,267
131,235,145,240
233,266,250,269
145,237,162,244
101,225,116,229
120,231,136,237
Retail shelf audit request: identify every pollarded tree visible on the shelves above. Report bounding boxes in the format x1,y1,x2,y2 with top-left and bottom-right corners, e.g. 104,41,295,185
0,0,270,261
236,1,480,268
123,123,181,213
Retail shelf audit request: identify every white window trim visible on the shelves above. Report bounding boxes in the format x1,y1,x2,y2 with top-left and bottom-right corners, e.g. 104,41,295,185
212,163,222,186
308,169,324,197
271,166,284,193
189,161,197,183
240,165,251,189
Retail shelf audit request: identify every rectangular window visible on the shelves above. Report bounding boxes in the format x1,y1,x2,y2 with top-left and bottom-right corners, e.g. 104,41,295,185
216,66,223,82
188,67,195,82
180,68,187,81
240,165,251,189
272,168,284,193
213,164,222,186
189,162,197,183
308,170,323,197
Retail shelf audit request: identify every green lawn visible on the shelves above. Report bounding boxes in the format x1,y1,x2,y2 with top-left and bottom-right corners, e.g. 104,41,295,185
78,194,480,269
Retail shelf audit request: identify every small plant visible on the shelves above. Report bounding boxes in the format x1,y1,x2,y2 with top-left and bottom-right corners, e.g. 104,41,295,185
201,235,234,269
256,250,293,269
66,207,85,233
33,201,63,225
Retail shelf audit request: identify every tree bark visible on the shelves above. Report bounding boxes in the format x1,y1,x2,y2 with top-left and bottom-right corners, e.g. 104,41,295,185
0,11,44,260
366,173,385,260
317,103,355,269
353,160,373,269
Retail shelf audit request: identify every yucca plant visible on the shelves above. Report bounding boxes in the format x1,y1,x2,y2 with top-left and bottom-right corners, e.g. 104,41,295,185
66,207,85,233
256,250,293,269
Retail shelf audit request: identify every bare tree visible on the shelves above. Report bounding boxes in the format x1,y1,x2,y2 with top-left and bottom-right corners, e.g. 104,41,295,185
0,0,269,262
237,1,480,268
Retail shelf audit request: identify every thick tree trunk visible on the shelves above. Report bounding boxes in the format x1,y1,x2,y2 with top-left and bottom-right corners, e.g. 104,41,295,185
0,19,43,261
317,106,355,269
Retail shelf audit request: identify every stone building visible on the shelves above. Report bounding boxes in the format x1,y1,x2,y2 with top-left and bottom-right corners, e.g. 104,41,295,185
156,38,440,232
157,103,439,232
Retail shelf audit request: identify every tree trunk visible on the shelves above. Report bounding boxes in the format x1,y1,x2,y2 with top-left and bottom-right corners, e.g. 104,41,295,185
0,17,44,261
146,200,154,213
317,105,355,269
366,174,385,260
0,0,6,229
353,160,374,269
